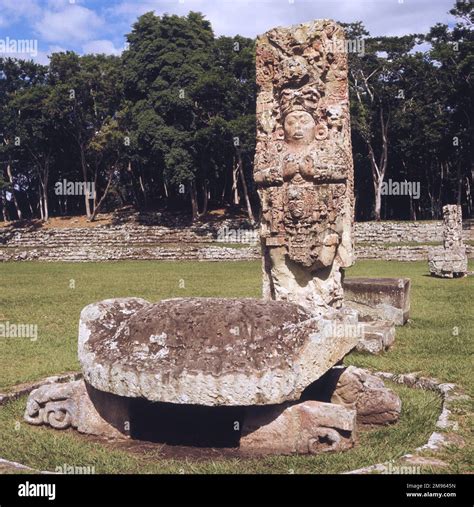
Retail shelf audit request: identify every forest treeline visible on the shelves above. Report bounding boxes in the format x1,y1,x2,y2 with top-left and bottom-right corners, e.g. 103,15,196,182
0,2,472,223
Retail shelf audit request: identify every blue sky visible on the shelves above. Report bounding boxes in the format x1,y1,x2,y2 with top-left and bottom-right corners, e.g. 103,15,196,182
0,0,458,64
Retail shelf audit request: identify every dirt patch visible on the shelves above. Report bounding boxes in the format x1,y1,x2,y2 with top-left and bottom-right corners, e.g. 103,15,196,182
111,439,243,461
60,428,248,461
0,214,112,230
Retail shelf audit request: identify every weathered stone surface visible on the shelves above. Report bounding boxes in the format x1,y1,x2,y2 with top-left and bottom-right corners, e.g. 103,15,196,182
254,20,354,313
399,455,448,469
356,321,396,354
240,400,356,455
79,297,359,406
429,248,468,278
78,382,130,438
24,380,129,439
429,205,468,278
329,366,401,425
343,277,411,325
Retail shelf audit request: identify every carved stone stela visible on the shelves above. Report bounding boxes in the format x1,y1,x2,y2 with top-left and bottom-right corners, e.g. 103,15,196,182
254,20,354,312
428,205,468,278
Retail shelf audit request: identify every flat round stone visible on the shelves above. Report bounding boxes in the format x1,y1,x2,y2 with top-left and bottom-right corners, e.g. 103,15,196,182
79,297,358,406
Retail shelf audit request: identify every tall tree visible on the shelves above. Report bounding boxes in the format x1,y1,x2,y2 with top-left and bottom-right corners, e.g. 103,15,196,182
425,1,473,216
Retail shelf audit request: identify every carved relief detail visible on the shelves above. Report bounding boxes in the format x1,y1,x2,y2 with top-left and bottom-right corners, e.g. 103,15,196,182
254,20,354,311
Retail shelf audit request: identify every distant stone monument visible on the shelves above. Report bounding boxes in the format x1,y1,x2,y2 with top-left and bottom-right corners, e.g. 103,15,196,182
24,20,401,455
254,20,354,313
429,205,468,278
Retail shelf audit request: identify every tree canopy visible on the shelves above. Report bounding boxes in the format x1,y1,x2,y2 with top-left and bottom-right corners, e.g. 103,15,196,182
0,4,472,223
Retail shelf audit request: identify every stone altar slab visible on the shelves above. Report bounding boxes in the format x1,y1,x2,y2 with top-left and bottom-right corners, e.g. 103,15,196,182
78,297,359,407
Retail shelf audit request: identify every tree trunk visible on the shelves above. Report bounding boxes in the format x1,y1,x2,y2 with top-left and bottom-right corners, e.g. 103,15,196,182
190,180,199,221
1,190,8,222
374,181,382,221
236,149,255,225
465,175,472,217
27,193,34,217
39,193,44,221
221,162,228,205
42,159,50,221
43,187,49,221
80,144,91,219
92,166,98,214
200,179,209,218
138,172,147,208
90,168,114,222
6,162,22,220
366,108,389,222
232,157,240,205
456,162,462,206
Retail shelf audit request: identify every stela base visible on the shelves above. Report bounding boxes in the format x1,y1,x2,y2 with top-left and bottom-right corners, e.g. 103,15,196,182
24,365,400,455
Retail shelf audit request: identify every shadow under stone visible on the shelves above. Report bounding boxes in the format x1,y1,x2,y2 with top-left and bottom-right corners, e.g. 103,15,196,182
129,398,245,447
300,365,344,402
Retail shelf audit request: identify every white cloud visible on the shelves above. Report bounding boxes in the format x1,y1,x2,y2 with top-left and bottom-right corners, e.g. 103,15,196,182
82,39,123,55
7,44,67,66
34,4,104,43
411,41,432,54
0,0,41,28
1,0,458,65
110,0,455,38
31,49,51,65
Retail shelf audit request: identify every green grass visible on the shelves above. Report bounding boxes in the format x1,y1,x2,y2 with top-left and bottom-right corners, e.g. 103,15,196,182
0,261,261,390
345,261,474,398
0,259,472,473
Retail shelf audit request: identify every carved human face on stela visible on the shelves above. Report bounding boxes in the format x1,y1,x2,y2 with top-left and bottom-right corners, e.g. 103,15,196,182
283,111,315,145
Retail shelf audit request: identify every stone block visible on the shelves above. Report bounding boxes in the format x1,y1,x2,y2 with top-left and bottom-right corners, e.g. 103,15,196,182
343,277,411,325
356,320,396,354
428,247,468,278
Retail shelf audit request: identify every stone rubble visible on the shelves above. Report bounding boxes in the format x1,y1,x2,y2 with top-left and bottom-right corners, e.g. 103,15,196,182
356,321,396,355
329,366,401,425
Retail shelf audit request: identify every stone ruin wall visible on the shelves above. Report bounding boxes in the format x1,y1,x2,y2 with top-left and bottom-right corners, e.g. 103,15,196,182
0,218,472,262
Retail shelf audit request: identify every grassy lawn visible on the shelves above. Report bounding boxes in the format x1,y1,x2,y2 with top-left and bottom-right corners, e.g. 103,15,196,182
0,261,262,390
0,260,472,473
